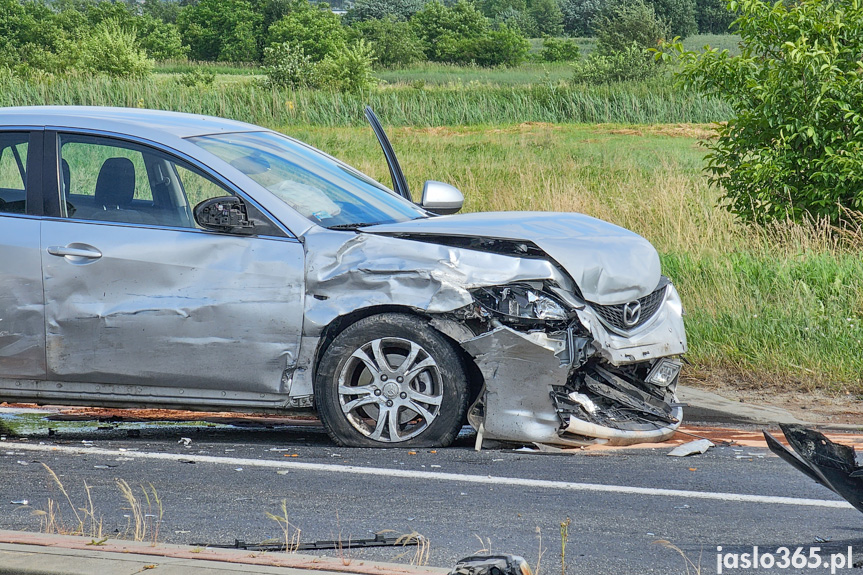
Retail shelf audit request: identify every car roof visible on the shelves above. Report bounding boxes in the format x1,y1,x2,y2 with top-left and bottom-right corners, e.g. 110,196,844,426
0,106,265,139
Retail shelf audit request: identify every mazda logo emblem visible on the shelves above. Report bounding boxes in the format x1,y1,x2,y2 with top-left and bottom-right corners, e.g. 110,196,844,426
623,301,641,327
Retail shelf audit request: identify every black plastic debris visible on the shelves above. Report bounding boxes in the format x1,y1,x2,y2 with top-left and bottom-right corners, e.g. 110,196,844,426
450,555,533,575
198,532,416,552
764,424,863,514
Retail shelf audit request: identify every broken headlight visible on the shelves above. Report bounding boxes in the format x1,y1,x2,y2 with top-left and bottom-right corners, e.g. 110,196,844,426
472,284,570,323
646,358,682,387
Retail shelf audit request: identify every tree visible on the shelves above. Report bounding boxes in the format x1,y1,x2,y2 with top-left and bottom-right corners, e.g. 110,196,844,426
560,0,601,36
594,0,669,54
411,0,490,62
266,0,346,62
694,0,735,34
348,17,426,68
673,0,863,224
649,0,696,38
79,20,154,77
344,0,426,23
136,15,188,61
529,0,564,36
177,0,263,61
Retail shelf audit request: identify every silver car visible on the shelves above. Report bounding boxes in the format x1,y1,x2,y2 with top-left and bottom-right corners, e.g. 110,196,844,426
0,106,686,447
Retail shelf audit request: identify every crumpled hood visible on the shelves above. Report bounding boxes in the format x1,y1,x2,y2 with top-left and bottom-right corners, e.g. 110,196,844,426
362,211,661,305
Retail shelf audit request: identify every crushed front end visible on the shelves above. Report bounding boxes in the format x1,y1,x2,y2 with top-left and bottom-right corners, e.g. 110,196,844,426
454,278,687,447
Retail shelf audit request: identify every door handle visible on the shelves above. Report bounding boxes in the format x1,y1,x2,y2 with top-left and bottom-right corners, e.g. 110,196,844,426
47,245,103,260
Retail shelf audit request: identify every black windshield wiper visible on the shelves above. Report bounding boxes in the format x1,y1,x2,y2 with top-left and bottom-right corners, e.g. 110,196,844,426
326,222,381,230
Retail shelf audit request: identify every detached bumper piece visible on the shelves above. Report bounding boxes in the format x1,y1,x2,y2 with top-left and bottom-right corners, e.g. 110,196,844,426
450,555,533,575
764,424,863,514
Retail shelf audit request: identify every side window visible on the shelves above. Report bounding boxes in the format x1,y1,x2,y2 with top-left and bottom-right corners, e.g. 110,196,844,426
58,134,285,236
0,133,29,215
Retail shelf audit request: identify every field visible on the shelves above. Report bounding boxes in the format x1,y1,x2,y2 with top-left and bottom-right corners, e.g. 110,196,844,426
4,45,862,394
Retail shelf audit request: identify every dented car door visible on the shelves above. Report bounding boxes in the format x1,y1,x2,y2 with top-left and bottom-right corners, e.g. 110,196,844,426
0,130,45,380
39,132,305,402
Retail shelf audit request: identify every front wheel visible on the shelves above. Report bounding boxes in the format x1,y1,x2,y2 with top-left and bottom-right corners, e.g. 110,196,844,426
314,313,469,447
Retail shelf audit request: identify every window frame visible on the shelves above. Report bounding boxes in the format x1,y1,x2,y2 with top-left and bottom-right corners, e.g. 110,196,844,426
42,129,292,239
0,128,44,218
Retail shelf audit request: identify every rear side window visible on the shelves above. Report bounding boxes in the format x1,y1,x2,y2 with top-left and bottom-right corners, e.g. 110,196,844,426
0,133,28,215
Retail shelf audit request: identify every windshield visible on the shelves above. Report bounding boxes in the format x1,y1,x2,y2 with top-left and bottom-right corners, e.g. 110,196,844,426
188,131,426,228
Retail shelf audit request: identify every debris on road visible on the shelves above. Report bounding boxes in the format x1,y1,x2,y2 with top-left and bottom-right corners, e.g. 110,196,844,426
200,532,419,552
764,424,863,514
450,554,532,575
667,439,714,457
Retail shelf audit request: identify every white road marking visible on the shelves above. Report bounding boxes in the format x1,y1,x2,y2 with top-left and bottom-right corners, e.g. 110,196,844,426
8,443,854,510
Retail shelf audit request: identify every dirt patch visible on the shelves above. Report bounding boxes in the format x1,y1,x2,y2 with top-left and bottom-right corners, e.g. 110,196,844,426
600,123,719,139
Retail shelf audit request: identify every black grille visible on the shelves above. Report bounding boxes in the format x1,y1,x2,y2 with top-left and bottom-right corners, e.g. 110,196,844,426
590,285,667,331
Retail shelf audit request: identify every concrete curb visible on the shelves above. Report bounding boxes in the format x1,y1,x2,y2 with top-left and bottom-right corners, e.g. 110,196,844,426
678,385,863,431
0,530,449,575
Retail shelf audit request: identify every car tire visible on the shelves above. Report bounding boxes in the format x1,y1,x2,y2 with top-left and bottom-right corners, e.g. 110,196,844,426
314,313,469,448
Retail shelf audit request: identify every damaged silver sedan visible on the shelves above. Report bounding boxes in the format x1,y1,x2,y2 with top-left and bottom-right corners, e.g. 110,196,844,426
0,106,686,447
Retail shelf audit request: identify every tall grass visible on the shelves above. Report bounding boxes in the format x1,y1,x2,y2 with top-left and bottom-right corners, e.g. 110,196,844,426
0,75,731,126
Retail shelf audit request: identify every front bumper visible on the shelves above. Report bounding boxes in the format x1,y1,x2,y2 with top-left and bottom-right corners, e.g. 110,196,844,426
460,285,687,446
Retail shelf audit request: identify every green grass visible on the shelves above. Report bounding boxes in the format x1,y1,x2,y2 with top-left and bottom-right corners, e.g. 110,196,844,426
377,61,578,86
154,60,259,75
0,75,731,126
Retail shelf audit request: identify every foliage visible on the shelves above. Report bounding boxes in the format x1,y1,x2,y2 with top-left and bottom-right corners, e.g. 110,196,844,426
694,0,736,34
672,0,863,225
317,40,379,93
560,0,601,36
266,0,346,62
411,1,529,66
175,68,216,87
349,17,426,68
594,0,670,55
177,0,262,62
79,20,154,78
260,41,318,88
135,15,188,61
344,0,426,23
572,43,658,83
528,0,564,36
649,0,697,38
493,7,537,36
538,37,581,62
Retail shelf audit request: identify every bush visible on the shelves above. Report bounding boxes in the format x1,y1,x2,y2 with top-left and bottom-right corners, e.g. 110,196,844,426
79,20,153,78
349,17,426,68
261,41,317,89
560,0,601,36
411,0,529,66
672,0,863,225
539,36,581,62
462,25,530,67
594,0,670,55
266,0,346,62
572,43,657,83
317,40,379,93
176,68,216,87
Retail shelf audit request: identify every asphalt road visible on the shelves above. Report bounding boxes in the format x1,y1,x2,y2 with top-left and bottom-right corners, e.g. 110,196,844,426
0,412,861,575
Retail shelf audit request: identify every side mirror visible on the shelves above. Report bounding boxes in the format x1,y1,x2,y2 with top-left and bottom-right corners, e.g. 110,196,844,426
420,180,463,215
194,196,255,234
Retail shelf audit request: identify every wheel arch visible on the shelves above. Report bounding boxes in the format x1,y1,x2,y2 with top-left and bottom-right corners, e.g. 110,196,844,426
311,305,484,409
